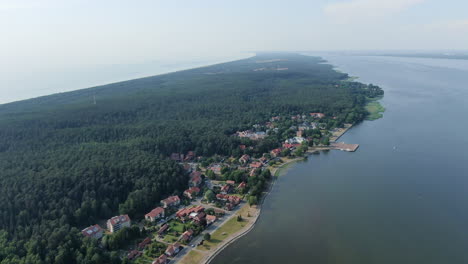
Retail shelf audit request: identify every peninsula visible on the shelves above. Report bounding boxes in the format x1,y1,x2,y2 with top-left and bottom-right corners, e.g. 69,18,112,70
0,53,383,264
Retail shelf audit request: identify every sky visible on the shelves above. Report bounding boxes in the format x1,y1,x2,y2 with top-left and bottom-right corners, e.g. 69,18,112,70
1,0,468,104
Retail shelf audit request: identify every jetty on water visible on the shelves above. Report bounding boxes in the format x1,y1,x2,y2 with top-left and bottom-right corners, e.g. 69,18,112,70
330,142,360,152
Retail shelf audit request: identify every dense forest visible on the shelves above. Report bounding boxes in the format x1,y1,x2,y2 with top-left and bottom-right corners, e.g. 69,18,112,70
0,53,383,264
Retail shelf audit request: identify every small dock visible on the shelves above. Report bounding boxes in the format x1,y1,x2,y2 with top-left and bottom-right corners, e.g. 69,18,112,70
330,142,360,152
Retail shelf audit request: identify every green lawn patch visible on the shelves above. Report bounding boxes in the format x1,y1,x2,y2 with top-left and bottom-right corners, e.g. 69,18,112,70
365,100,385,120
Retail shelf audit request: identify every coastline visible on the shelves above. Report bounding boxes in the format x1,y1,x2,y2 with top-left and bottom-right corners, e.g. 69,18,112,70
178,122,357,264
199,157,305,264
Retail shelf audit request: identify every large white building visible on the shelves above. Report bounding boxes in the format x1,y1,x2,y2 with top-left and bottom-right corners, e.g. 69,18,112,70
107,215,131,233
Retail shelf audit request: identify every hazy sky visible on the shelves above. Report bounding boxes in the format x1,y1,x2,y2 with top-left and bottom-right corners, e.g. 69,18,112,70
1,0,468,104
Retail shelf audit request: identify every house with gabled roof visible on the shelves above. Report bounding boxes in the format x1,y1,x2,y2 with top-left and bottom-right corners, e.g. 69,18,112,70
145,207,165,222
161,195,180,208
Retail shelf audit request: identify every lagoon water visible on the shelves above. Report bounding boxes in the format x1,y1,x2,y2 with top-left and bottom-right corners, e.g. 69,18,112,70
211,55,468,264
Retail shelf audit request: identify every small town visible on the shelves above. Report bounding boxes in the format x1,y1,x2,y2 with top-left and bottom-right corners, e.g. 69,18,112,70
80,112,358,264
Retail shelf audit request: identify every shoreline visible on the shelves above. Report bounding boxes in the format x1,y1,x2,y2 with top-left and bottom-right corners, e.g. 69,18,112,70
184,125,357,264
198,156,310,264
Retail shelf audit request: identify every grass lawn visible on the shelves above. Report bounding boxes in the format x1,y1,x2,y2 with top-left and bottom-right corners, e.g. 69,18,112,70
179,250,204,264
168,220,185,233
365,100,385,120
163,234,179,243
198,206,252,251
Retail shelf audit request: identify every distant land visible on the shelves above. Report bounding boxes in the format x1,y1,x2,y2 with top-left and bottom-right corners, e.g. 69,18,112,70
0,53,383,264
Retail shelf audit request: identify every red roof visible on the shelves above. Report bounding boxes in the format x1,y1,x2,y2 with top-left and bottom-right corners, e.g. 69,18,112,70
146,207,165,218
158,224,169,234
152,254,167,264
184,186,201,195
250,162,263,168
108,215,130,226
162,195,180,206
206,214,217,223
226,180,235,185
138,237,152,249
283,143,301,149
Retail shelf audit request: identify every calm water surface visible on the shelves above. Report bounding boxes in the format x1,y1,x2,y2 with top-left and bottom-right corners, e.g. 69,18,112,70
211,56,468,264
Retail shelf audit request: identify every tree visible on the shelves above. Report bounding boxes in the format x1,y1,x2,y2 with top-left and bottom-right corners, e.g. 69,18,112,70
206,170,216,180
203,233,211,241
248,196,258,206
237,215,243,222
204,190,215,202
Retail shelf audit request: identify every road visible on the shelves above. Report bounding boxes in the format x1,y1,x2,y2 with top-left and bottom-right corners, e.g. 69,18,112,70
169,200,245,263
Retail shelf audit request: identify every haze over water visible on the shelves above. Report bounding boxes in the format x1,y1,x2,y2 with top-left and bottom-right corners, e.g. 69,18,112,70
211,55,468,264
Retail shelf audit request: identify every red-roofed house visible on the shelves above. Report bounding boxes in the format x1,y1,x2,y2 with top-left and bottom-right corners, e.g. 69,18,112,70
249,162,263,169
152,254,168,264
161,196,180,208
239,144,246,150
226,180,235,185
189,174,202,187
107,215,131,233
206,215,217,225
158,224,169,235
81,224,103,239
270,148,282,157
138,237,152,250
145,207,165,222
216,194,227,201
165,242,182,256
239,154,250,165
220,184,231,194
180,229,194,242
184,187,201,199
283,143,301,149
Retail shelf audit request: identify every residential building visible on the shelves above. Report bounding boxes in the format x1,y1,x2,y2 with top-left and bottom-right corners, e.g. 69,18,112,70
152,254,168,264
239,154,250,164
183,186,201,199
180,229,194,242
81,224,103,239
249,162,263,169
138,237,152,250
310,112,325,118
107,215,131,233
145,207,165,222
161,195,180,208
158,224,169,235
165,242,182,256
206,215,217,225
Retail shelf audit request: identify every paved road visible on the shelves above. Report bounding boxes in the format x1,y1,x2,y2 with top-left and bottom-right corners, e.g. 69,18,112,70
169,201,245,263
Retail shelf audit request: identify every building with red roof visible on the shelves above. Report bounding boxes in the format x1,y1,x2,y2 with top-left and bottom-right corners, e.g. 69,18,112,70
184,187,201,199
152,254,168,264
145,207,165,222
161,195,180,208
180,229,194,242
107,215,131,233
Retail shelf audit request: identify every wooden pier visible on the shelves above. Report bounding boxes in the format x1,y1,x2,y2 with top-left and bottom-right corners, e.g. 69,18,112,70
330,142,360,152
